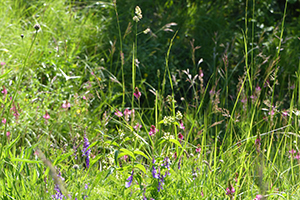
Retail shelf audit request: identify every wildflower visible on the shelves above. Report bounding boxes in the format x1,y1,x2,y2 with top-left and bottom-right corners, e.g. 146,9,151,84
133,123,142,131
62,101,71,109
125,170,134,188
255,133,261,152
178,133,184,140
143,28,150,34
121,155,128,162
135,6,142,19
149,125,158,136
0,62,5,66
6,131,10,137
289,149,296,154
83,96,87,100
201,190,204,197
114,110,123,117
199,68,204,77
82,134,91,169
226,182,235,197
179,120,185,130
196,146,201,153
282,110,288,117
51,170,65,200
178,157,182,169
254,194,263,200
1,86,7,95
255,85,261,91
2,118,6,124
134,87,141,99
295,153,300,160
123,108,131,121
43,111,50,120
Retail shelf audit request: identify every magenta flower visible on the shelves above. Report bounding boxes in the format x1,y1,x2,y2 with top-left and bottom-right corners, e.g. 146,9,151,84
83,96,87,100
199,69,204,77
255,85,261,91
178,133,184,140
254,194,263,200
0,62,5,66
1,86,7,95
133,123,142,131
179,120,185,130
149,125,158,136
295,153,300,160
201,191,204,197
289,149,296,154
43,111,50,120
115,110,123,117
6,131,10,137
2,118,6,124
123,108,132,121
282,110,288,117
134,87,141,99
226,186,235,195
196,146,201,153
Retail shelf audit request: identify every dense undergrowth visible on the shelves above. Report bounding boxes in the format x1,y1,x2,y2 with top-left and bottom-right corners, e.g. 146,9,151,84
1,0,300,199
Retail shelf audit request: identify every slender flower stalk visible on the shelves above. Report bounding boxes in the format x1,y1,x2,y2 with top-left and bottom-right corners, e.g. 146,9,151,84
82,134,91,169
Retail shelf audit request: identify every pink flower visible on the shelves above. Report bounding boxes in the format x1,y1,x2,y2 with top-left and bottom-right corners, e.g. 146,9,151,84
178,133,184,140
1,86,7,95
179,120,185,130
254,194,263,200
149,125,158,136
282,110,288,117
134,87,141,99
201,190,204,197
196,147,201,153
134,123,142,131
43,111,50,120
91,71,94,75
123,108,132,121
295,153,300,160
114,110,123,117
2,118,6,124
62,101,71,108
255,85,261,91
83,96,87,100
6,131,10,137
226,186,235,195
289,149,296,154
0,62,5,66
199,69,204,77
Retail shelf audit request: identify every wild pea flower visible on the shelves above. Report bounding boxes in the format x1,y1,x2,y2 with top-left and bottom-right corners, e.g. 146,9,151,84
1,86,7,95
123,109,131,121
254,194,263,200
134,87,141,99
43,111,50,120
125,170,134,188
289,149,296,154
196,146,201,153
152,159,159,179
62,101,71,109
2,118,6,124
115,110,123,117
295,153,300,160
226,182,235,197
179,119,185,130
133,123,142,131
82,134,91,169
52,170,65,200
149,125,158,136
178,133,184,140
0,62,5,66
178,157,182,170
6,131,10,137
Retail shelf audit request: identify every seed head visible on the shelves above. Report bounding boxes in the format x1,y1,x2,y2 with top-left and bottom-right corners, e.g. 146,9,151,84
34,24,40,31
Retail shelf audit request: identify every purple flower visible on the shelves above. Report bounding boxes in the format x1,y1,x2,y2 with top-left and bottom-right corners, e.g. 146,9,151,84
125,170,134,188
226,187,235,195
51,170,65,200
82,134,91,169
289,149,296,154
149,125,158,136
134,87,141,99
179,120,185,130
178,133,184,140
178,157,182,170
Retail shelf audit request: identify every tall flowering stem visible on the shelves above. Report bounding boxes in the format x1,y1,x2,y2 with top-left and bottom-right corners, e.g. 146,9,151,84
82,134,91,169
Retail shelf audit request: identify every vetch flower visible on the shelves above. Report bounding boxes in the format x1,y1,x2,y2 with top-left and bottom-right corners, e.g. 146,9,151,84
123,109,131,121
62,101,71,109
254,194,263,200
133,123,142,131
289,149,296,154
134,87,141,99
2,118,6,124
6,131,10,137
1,86,7,95
82,134,91,169
226,181,235,197
149,125,158,136
125,170,134,188
178,133,184,140
43,111,50,120
114,110,123,117
179,119,185,130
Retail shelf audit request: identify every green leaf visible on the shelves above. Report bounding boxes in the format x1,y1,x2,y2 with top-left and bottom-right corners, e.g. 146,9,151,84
133,150,149,160
119,148,136,160
169,138,182,148
134,163,146,174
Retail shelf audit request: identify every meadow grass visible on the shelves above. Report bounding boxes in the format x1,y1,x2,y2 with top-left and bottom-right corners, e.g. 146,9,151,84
0,0,299,199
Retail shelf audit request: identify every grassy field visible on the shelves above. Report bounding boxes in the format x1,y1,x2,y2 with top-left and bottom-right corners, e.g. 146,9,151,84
0,0,300,199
